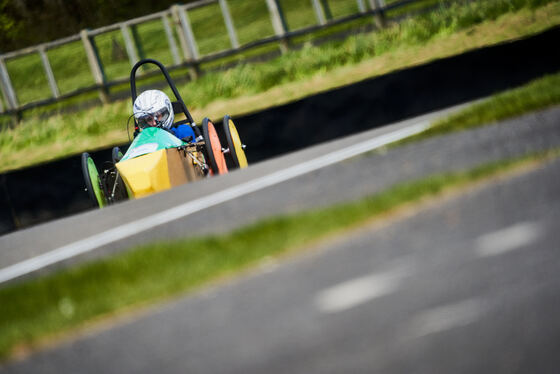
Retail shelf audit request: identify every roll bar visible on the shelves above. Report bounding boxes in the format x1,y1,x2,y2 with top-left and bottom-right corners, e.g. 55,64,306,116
130,59,195,125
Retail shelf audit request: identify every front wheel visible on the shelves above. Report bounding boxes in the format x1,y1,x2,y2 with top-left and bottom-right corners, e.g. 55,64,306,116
112,146,124,164
202,117,228,175
81,152,106,208
222,115,248,169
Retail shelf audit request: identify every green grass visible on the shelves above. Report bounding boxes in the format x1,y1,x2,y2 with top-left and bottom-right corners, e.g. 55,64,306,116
0,0,559,173
175,0,560,109
0,148,557,361
1,0,427,107
1,0,533,109
2,0,552,108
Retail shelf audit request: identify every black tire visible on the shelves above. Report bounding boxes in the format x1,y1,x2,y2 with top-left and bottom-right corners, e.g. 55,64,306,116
201,117,228,175
81,152,106,208
109,147,130,201
222,115,248,169
112,146,124,164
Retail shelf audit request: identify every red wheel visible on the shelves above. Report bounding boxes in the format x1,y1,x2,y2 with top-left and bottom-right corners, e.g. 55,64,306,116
202,117,228,175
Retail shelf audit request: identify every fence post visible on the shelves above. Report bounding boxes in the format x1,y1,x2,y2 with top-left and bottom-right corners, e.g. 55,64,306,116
171,5,187,61
368,0,386,28
171,5,200,79
265,0,289,53
356,0,366,13
0,57,18,111
80,29,110,104
162,14,181,66
120,23,140,67
131,24,146,62
39,46,60,98
219,0,239,49
311,0,332,25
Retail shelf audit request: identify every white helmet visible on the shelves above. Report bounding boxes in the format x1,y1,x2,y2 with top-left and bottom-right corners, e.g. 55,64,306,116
133,90,174,129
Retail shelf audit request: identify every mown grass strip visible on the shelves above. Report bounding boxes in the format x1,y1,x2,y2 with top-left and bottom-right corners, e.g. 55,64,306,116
1,0,559,173
1,148,558,361
2,0,373,105
397,71,560,146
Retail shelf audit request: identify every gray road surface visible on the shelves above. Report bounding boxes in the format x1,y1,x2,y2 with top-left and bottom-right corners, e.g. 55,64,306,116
1,104,560,283
2,124,559,373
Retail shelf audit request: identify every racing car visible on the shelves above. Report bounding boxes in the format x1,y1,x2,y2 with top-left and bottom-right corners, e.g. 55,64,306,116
81,58,248,208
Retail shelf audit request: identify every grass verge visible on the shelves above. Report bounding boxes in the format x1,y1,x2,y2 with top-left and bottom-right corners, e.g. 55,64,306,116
1,148,559,361
1,0,559,173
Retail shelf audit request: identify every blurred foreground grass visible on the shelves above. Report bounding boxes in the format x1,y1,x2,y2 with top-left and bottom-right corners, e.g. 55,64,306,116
1,148,558,362
0,0,559,173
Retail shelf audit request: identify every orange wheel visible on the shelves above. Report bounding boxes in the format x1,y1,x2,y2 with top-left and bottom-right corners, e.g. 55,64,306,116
202,117,228,175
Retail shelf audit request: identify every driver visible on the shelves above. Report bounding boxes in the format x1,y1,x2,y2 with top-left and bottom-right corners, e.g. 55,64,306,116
132,89,196,142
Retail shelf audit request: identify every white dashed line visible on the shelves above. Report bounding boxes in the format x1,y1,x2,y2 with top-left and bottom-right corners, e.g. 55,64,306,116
315,263,411,313
475,221,542,258
407,299,485,339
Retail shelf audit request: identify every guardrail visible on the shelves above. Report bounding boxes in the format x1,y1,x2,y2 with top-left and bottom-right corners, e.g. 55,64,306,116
0,0,417,118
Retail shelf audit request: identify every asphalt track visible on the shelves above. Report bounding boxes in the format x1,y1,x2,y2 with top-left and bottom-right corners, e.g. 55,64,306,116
3,25,559,234
2,103,560,283
0,104,456,283
1,106,559,373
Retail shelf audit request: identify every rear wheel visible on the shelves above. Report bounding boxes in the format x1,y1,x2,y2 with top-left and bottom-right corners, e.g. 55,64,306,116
202,117,228,175
223,115,248,169
81,152,106,208
110,146,134,201
112,146,124,164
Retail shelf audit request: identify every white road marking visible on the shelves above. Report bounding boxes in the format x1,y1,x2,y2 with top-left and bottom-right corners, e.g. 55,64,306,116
475,221,542,258
0,121,430,284
315,263,411,313
407,299,485,339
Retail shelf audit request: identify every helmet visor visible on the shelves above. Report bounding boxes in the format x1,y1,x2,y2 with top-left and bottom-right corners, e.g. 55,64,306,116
137,107,170,128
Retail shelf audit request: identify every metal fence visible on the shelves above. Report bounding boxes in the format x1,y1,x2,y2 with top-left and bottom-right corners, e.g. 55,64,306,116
0,0,418,117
